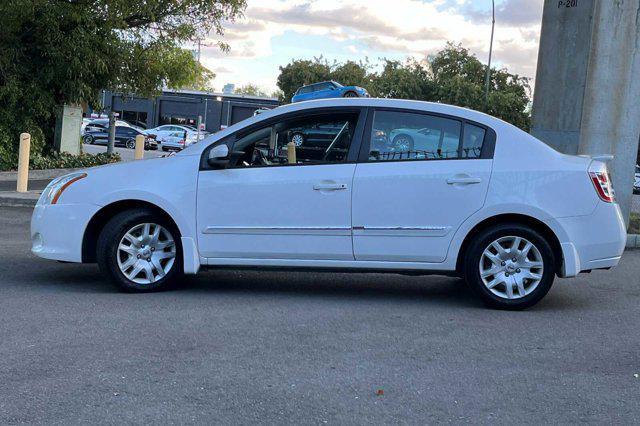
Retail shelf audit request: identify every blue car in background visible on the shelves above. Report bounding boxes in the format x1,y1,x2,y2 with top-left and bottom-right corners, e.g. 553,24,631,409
291,81,369,103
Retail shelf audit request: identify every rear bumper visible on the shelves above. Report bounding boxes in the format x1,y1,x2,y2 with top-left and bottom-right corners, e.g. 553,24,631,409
553,202,626,277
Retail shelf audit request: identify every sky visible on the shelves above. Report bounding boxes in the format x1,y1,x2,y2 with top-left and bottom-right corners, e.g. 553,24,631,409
198,0,544,94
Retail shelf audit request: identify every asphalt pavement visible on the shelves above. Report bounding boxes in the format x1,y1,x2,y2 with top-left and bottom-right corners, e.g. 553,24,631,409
1,206,639,424
83,143,166,161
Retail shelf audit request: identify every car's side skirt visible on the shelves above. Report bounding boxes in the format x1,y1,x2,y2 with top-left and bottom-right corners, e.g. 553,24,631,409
203,257,454,272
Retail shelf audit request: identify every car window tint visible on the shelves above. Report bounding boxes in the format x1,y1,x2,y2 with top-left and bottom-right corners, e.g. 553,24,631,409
298,86,313,94
462,124,486,159
368,111,462,161
229,112,358,168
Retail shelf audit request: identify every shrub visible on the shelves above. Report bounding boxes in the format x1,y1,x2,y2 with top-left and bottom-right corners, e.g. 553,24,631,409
0,151,121,171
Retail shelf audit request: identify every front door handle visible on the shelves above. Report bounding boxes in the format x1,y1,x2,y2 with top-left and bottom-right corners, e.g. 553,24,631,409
313,183,347,191
446,177,482,185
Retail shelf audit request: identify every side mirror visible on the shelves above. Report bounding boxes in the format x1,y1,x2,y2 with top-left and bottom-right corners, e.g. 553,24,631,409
207,144,230,168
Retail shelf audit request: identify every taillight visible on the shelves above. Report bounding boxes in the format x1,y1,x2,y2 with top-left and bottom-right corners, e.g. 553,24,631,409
588,164,615,203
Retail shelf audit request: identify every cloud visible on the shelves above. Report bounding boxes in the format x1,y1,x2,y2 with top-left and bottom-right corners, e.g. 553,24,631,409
461,0,544,26
199,0,544,91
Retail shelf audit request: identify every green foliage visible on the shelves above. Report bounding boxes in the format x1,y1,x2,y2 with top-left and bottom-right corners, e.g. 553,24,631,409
630,213,640,235
30,152,121,171
277,58,332,101
0,151,121,172
277,44,532,131
0,0,246,165
235,84,270,97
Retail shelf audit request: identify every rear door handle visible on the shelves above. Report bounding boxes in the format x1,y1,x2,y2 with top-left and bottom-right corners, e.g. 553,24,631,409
313,183,347,191
446,177,482,185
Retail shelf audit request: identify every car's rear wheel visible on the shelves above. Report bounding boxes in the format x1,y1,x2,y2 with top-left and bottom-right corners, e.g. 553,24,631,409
463,224,555,310
97,208,183,292
83,135,94,145
392,134,414,152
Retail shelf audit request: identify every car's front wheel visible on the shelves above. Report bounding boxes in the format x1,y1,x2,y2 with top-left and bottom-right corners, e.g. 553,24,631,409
125,139,135,149
343,91,358,97
463,224,555,310
83,135,94,145
97,209,183,292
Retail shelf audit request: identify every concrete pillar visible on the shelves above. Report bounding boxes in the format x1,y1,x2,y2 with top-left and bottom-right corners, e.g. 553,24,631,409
532,0,640,224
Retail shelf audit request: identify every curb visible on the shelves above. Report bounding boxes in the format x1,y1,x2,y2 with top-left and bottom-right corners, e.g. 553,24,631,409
627,234,640,249
0,168,81,182
0,197,37,208
0,191,39,208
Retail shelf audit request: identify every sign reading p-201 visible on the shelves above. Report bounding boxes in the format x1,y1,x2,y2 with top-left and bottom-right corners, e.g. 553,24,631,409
558,0,578,7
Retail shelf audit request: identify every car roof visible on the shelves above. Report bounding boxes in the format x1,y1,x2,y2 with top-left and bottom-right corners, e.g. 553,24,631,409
254,98,502,127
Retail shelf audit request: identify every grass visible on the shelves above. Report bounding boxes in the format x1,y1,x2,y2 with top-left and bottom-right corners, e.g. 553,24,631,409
629,212,640,235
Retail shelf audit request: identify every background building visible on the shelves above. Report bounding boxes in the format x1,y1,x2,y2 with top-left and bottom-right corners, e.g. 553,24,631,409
100,89,280,131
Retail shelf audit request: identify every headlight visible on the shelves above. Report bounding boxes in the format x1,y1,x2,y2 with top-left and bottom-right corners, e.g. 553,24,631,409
38,172,87,205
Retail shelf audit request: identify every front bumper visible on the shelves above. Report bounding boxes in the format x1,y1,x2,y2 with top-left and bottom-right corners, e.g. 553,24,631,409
31,203,100,262
554,201,627,277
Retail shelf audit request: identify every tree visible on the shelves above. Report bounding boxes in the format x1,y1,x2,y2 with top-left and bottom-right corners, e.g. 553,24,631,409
0,0,246,168
276,44,532,131
277,58,332,102
429,44,531,130
235,84,269,97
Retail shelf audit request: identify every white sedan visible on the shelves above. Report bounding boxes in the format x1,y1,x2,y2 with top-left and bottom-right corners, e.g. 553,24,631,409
146,125,207,150
31,98,627,309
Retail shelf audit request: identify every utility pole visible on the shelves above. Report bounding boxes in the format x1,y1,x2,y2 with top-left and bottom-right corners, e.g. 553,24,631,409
484,0,496,107
107,111,116,155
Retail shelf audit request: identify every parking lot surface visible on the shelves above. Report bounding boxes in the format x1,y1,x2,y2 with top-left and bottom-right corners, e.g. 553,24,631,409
1,206,639,423
83,143,166,161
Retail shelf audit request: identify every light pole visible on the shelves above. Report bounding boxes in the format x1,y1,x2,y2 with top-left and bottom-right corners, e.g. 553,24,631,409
484,0,495,108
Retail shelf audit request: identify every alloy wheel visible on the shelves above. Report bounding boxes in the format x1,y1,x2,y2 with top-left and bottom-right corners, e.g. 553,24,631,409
291,133,304,147
479,236,544,299
117,223,176,284
393,136,412,152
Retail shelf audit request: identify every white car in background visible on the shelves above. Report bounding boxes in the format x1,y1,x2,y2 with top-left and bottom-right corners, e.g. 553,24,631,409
634,165,640,194
146,125,208,150
157,131,188,151
31,98,626,310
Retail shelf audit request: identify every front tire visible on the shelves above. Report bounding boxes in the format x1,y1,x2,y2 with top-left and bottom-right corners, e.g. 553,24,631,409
83,135,94,145
463,224,556,310
343,91,358,97
97,208,183,292
125,139,135,149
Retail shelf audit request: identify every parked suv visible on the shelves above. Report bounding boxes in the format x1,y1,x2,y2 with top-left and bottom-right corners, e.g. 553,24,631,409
83,125,157,150
31,98,626,310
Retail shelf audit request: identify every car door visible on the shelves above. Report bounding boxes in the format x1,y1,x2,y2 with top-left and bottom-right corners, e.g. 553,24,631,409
115,127,133,145
312,83,334,100
352,108,494,263
197,108,366,260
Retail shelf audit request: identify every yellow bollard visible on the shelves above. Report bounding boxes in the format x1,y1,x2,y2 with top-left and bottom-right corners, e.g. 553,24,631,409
134,135,145,160
17,133,31,193
287,141,297,164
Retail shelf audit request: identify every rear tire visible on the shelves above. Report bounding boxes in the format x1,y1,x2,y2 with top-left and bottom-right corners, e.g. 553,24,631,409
463,223,556,310
97,208,183,292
